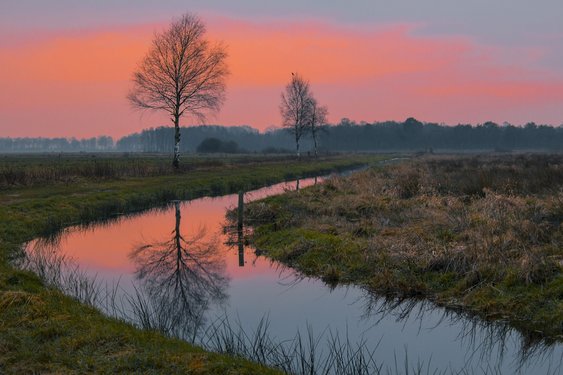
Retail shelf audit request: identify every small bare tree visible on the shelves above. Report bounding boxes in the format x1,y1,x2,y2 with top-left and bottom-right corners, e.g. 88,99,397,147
306,97,328,157
280,73,311,158
128,13,229,168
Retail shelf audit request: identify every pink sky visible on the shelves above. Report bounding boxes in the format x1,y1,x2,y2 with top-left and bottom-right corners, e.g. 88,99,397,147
1,15,562,138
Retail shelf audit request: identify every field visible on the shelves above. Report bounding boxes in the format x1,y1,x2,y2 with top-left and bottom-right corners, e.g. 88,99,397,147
0,153,318,189
0,153,384,374
245,154,563,341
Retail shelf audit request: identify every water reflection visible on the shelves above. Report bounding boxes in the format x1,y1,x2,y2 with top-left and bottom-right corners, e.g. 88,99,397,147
128,201,228,340
220,186,562,373
19,174,563,374
357,291,563,373
257,264,563,373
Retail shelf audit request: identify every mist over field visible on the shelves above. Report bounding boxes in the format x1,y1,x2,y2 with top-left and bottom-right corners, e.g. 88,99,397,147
2,120,562,153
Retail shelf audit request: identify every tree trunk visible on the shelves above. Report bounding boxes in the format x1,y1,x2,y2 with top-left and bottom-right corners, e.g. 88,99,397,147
173,114,181,168
296,135,300,158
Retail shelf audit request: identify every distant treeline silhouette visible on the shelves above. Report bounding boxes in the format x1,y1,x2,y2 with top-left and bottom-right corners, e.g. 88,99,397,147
0,136,115,153
1,119,562,153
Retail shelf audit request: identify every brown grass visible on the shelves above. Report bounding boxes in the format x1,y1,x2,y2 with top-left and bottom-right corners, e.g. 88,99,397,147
246,154,563,338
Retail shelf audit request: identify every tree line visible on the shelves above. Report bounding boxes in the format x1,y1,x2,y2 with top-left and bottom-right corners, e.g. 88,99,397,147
0,136,114,153
1,120,562,153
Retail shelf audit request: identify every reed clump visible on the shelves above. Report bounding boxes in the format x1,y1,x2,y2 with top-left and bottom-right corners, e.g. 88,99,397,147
246,154,563,339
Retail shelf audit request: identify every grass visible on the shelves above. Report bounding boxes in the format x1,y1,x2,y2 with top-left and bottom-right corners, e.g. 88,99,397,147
0,152,385,374
0,153,308,189
243,154,563,342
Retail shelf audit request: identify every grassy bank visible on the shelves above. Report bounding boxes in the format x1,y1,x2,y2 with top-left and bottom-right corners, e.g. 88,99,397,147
244,154,563,341
0,153,305,189
0,153,384,374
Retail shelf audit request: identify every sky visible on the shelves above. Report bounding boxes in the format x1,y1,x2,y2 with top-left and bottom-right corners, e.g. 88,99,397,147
1,1,563,138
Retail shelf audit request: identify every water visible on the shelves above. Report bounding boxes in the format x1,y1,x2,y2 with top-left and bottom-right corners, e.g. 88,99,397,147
24,176,562,374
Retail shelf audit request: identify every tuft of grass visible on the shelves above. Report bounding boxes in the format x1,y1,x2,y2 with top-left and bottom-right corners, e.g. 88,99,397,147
244,154,563,340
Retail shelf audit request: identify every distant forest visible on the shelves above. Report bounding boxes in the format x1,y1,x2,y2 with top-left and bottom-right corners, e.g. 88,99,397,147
1,118,562,153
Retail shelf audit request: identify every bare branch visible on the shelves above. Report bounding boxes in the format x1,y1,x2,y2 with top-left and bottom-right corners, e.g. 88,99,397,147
128,13,229,167
280,73,312,157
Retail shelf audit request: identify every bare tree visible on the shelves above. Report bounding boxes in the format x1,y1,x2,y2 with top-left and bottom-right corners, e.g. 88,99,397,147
280,73,311,158
306,97,328,157
128,13,229,168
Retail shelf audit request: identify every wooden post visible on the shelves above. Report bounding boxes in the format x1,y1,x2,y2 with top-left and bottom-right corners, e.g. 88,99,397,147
237,191,244,233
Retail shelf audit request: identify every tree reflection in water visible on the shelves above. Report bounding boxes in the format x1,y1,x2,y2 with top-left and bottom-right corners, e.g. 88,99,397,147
18,195,563,374
129,201,228,341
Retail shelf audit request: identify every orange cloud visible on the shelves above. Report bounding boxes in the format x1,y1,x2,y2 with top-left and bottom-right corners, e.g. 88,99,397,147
206,19,472,87
1,16,562,138
0,27,152,83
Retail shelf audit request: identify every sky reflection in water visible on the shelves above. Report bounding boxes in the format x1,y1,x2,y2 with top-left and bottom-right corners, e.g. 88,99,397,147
25,177,562,374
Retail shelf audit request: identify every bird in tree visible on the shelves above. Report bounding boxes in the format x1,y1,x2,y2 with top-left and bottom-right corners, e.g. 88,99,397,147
128,13,229,168
280,72,312,158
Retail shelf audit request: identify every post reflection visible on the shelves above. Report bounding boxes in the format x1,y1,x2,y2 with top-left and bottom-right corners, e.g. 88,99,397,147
224,191,256,268
129,201,228,339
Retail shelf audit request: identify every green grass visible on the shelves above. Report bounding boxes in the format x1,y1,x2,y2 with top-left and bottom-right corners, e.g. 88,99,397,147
0,153,385,374
0,153,309,189
244,154,563,342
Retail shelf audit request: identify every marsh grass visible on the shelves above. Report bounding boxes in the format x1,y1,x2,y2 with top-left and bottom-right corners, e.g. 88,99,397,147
15,240,102,307
200,315,383,375
19,235,562,374
7,248,480,375
0,153,339,189
0,154,383,374
245,154,563,339
15,242,382,374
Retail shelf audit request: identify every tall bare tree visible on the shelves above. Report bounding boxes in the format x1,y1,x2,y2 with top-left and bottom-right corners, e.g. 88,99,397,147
306,97,328,157
280,73,311,158
128,13,229,168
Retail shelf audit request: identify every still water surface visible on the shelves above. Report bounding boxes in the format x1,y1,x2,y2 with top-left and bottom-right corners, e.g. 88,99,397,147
26,176,562,374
